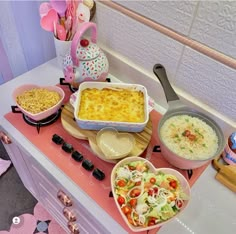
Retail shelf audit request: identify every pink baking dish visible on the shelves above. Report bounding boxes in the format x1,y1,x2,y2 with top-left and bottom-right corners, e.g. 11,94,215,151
12,84,65,121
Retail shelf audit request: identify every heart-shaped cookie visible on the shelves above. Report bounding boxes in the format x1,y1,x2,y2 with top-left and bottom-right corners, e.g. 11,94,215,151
111,157,191,232
96,128,135,160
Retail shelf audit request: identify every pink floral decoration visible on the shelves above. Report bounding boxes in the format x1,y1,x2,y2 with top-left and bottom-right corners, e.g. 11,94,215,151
0,203,66,234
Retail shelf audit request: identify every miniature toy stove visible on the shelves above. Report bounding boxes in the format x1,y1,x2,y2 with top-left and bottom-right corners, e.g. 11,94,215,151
4,80,210,233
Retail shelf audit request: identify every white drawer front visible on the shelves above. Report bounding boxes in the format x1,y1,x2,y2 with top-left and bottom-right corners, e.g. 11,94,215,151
27,157,109,233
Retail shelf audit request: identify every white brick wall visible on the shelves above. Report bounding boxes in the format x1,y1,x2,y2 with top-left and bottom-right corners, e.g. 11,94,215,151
95,2,236,127
114,0,236,59
190,1,236,59
113,0,198,35
95,2,184,81
176,47,236,120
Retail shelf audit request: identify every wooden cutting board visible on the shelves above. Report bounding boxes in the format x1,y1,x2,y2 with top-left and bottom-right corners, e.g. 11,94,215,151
212,155,236,193
61,103,153,163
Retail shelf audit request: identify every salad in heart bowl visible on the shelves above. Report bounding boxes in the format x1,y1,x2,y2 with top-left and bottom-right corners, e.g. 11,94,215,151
111,157,191,232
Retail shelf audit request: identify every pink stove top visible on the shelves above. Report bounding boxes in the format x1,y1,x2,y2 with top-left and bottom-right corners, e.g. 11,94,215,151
4,84,209,233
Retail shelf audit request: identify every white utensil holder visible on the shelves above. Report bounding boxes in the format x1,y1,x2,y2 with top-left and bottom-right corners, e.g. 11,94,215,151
54,37,72,68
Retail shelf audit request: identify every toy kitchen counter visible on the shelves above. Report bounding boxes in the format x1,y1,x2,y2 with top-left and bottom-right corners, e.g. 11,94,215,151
0,59,235,234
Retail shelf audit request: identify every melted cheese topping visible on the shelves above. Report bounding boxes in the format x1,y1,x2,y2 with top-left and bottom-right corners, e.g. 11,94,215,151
78,88,145,122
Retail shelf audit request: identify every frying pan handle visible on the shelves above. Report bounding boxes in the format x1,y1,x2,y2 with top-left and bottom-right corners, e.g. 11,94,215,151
153,64,179,102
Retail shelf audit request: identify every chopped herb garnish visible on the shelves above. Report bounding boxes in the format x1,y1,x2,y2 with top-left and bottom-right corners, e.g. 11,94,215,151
185,119,189,122
194,129,204,138
189,149,193,153
173,206,178,212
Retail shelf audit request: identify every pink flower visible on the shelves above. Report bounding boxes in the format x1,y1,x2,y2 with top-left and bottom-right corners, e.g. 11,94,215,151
0,203,66,234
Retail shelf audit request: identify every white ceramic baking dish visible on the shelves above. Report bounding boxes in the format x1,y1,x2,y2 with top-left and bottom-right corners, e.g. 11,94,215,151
71,82,149,132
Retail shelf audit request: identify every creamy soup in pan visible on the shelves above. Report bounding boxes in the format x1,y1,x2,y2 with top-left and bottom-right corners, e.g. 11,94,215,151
160,115,219,160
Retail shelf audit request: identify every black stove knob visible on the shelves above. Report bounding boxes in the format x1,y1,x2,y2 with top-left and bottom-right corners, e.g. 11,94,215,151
92,168,105,181
52,134,64,145
82,159,94,171
71,151,84,162
62,142,74,153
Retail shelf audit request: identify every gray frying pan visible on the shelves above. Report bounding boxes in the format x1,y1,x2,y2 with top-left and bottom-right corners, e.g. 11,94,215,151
153,64,225,169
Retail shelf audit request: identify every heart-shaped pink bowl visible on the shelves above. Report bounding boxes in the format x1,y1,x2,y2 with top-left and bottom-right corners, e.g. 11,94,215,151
111,157,191,232
12,84,65,121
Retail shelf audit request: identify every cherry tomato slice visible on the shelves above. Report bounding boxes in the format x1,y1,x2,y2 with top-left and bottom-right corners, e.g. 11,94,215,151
176,199,183,209
153,187,159,194
188,134,196,141
117,179,127,187
122,205,132,215
135,181,141,186
117,196,125,206
148,187,158,196
148,220,156,226
130,188,141,197
129,198,137,207
182,130,191,137
148,189,154,196
150,177,156,184
148,217,157,226
128,165,136,170
169,180,177,189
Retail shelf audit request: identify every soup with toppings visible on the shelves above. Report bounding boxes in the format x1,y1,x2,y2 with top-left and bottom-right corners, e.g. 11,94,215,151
160,115,219,160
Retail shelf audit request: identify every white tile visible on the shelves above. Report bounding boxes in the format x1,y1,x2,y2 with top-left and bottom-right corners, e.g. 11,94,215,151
113,0,198,35
175,46,236,121
190,1,236,59
95,2,184,79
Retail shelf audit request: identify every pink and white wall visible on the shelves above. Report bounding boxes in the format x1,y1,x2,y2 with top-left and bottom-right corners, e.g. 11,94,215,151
94,1,236,131
0,1,235,131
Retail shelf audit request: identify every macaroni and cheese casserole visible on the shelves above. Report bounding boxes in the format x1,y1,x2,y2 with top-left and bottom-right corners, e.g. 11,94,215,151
78,88,145,122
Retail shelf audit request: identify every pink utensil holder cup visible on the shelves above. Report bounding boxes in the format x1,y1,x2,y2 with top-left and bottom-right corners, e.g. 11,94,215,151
54,37,72,68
